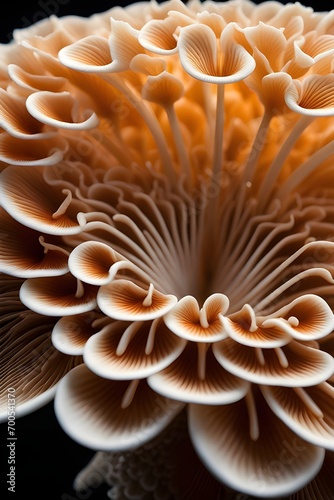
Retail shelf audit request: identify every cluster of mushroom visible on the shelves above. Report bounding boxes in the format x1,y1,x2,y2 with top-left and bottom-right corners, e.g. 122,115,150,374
1,0,334,497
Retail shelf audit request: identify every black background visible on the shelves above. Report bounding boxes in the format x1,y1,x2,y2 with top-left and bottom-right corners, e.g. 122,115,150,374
0,1,329,499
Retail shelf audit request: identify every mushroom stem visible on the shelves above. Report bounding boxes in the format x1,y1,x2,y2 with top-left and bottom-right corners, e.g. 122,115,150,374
102,73,177,185
142,283,154,307
255,347,265,366
245,388,260,441
242,109,272,186
199,307,209,328
276,139,334,200
197,343,209,380
257,115,314,211
145,318,160,355
75,279,85,299
165,104,192,188
39,236,70,256
52,189,72,219
116,321,143,356
211,83,225,191
293,387,324,418
121,379,140,409
274,347,289,368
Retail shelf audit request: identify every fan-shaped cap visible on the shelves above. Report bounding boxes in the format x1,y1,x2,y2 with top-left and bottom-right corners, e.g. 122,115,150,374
20,274,97,316
0,88,55,139
242,22,286,72
84,318,187,379
285,75,334,116
68,241,126,286
54,364,185,450
148,342,250,404
109,19,144,70
97,280,177,321
261,382,334,451
164,294,229,342
58,35,115,73
26,91,99,130
0,289,82,421
188,391,325,497
262,294,334,342
213,339,334,387
8,63,67,92
260,72,293,113
178,23,255,84
130,53,166,76
51,312,102,355
221,304,291,348
142,71,184,106
0,166,88,235
0,134,67,166
0,208,69,278
138,17,180,55
59,21,142,73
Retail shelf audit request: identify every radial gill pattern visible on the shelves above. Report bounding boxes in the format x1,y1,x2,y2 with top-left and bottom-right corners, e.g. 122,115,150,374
1,0,334,498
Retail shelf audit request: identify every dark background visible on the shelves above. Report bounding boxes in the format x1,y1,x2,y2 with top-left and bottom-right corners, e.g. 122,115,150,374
0,0,328,499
